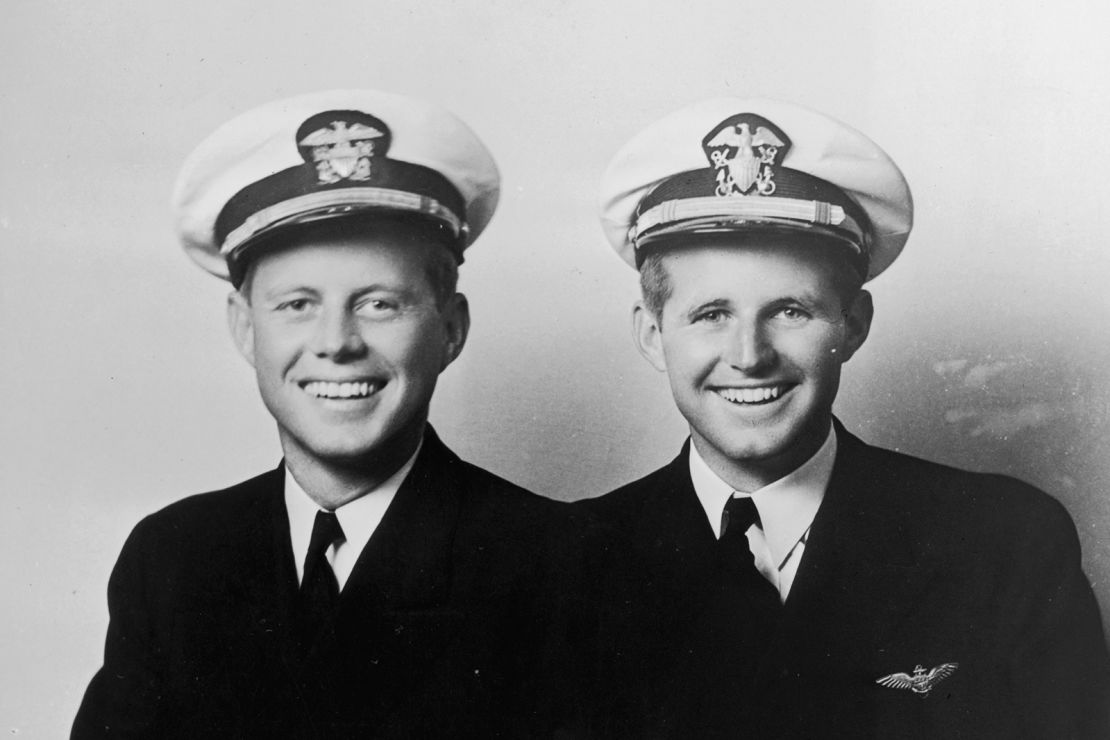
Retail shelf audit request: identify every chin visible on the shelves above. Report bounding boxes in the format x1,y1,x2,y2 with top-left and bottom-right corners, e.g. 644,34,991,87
306,440,384,464
699,416,815,463
305,419,426,465
718,436,793,465
284,419,387,459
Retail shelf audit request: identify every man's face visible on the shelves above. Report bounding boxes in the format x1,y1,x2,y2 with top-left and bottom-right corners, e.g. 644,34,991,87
634,239,872,487
227,226,467,469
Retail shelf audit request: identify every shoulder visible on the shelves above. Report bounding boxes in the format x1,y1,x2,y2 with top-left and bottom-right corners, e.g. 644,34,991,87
576,455,684,517
426,442,574,587
844,435,1080,553
124,466,282,549
421,428,565,517
413,433,569,558
450,453,570,531
863,440,1068,515
453,452,543,501
105,467,284,603
569,456,691,552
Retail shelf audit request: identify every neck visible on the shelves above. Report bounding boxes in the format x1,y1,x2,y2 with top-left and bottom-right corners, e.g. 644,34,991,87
281,424,425,510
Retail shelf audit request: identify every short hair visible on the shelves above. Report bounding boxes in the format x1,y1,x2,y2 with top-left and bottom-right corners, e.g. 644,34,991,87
638,231,866,319
236,214,460,310
420,241,461,311
639,250,673,320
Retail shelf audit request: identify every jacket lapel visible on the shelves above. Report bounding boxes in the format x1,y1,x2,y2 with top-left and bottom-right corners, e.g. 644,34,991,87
332,429,467,712
755,421,939,697
630,443,721,603
205,465,306,712
341,428,461,608
214,464,298,631
608,445,792,731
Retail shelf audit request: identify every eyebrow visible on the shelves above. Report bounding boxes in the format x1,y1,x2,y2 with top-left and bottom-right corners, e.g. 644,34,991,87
683,298,731,320
351,284,420,304
771,292,823,307
260,285,319,302
260,282,418,301
778,291,841,311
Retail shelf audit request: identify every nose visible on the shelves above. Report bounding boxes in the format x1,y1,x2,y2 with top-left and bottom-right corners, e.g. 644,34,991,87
725,318,776,373
310,306,367,361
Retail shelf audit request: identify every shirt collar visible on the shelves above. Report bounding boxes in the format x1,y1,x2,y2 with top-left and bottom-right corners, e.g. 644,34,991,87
689,425,836,566
284,439,423,579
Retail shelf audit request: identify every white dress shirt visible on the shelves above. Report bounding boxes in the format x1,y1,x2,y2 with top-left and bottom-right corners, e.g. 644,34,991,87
284,442,422,591
690,426,837,601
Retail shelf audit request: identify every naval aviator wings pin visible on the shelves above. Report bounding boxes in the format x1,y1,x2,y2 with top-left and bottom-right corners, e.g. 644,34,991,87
876,663,959,696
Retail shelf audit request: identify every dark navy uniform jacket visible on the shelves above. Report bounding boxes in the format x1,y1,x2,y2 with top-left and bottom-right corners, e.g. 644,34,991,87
572,420,1110,739
73,427,568,739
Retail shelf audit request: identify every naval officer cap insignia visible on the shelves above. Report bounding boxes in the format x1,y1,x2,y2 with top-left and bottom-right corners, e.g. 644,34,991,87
172,89,500,286
599,97,913,280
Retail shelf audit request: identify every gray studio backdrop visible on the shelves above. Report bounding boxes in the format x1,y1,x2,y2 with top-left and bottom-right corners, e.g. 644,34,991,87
3,1,1109,736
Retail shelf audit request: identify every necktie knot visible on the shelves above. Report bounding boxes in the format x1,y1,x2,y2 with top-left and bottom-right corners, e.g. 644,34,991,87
721,495,760,538
303,510,345,589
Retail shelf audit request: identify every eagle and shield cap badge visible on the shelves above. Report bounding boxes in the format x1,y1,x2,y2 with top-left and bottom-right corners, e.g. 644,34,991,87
701,113,791,197
172,89,500,284
295,110,392,185
598,97,913,280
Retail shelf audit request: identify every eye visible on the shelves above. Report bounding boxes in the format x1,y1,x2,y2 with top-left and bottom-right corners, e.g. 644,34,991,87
776,306,810,321
357,298,399,316
694,308,727,324
276,298,312,312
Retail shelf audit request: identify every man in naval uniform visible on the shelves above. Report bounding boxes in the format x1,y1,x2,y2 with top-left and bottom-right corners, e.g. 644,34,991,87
72,90,565,739
575,98,1110,738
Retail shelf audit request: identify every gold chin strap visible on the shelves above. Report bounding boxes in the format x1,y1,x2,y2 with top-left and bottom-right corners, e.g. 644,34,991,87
632,195,864,246
220,187,464,256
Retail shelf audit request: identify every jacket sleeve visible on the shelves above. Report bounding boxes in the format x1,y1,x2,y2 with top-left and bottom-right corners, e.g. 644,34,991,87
71,518,167,738
1008,494,1110,739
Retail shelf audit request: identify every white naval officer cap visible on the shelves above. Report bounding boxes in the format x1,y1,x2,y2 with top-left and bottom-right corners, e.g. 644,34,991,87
172,89,500,286
599,97,913,280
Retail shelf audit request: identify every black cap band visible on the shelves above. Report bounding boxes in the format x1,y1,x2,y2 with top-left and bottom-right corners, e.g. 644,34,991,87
635,166,872,250
215,158,466,252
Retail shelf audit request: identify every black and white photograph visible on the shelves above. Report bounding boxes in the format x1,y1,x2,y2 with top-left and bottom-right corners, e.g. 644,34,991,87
3,1,1109,737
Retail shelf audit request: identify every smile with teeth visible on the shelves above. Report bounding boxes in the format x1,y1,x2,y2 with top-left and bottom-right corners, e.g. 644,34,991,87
301,380,381,400
715,385,787,405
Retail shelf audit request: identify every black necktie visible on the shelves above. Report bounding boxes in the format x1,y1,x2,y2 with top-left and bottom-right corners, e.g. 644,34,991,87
720,496,782,610
298,510,345,647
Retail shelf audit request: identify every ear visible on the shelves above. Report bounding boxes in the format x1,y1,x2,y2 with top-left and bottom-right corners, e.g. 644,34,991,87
439,292,470,370
632,301,668,372
226,290,257,367
838,289,874,362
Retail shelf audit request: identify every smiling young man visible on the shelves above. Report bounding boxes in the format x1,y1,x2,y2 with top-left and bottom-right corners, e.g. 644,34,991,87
575,98,1110,738
72,91,565,739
